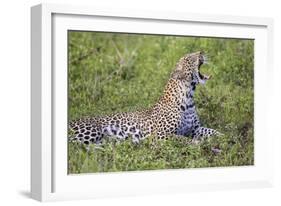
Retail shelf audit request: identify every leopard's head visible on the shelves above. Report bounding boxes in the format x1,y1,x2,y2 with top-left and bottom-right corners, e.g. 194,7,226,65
171,51,211,85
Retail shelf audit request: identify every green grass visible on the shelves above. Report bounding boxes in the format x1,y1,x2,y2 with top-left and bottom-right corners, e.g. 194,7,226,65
68,31,254,174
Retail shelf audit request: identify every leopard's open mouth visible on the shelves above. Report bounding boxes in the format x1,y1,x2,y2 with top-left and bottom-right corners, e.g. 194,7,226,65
198,70,211,80
198,56,211,83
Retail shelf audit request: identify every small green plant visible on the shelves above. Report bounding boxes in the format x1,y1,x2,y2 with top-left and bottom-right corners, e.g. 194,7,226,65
68,32,254,173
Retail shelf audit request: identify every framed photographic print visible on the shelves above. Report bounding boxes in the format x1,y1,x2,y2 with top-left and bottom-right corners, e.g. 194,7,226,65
31,3,274,201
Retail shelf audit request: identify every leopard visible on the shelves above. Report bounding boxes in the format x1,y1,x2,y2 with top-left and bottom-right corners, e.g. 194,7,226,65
69,51,221,145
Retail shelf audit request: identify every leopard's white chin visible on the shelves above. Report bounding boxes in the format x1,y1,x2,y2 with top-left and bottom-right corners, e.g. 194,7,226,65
199,77,207,84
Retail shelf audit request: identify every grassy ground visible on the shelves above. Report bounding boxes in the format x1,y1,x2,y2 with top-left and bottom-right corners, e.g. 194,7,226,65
68,31,254,174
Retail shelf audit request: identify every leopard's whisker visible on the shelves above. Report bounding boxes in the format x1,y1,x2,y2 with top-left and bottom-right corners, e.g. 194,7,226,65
203,55,209,61
203,55,210,64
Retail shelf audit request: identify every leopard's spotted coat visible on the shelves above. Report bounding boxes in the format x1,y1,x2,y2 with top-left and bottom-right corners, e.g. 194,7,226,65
69,51,220,145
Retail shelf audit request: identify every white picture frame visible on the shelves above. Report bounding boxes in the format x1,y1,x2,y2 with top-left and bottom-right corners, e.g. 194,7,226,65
31,3,274,202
